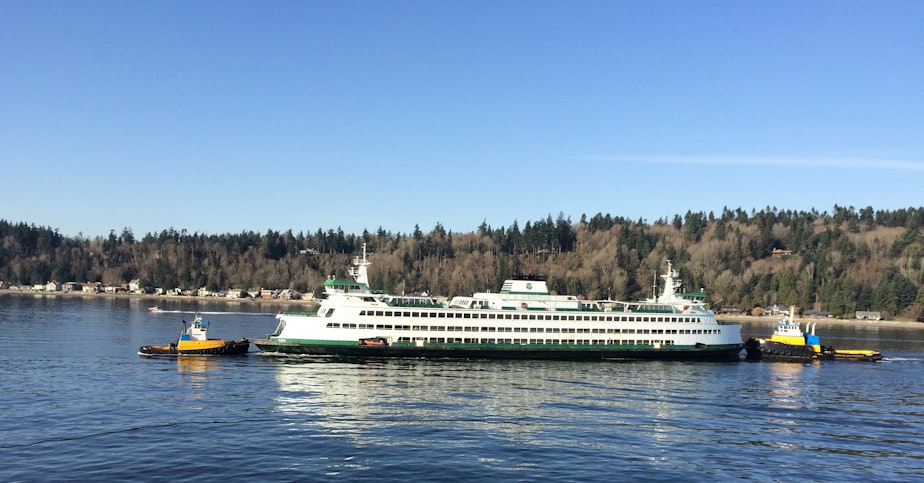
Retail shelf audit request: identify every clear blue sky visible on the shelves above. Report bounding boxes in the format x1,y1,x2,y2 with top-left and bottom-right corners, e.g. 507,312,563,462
3,1,922,238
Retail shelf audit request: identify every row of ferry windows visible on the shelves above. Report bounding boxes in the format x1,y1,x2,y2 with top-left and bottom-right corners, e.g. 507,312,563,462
395,337,672,345
358,310,701,323
326,322,719,335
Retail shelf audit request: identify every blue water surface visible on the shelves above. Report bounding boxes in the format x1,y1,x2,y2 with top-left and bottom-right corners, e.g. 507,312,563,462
1,293,923,482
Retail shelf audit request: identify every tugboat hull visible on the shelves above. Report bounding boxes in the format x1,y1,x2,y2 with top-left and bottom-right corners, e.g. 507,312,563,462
744,338,832,362
139,339,250,356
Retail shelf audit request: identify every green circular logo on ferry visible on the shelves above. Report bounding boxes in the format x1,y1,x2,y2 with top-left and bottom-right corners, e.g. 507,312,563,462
526,283,533,290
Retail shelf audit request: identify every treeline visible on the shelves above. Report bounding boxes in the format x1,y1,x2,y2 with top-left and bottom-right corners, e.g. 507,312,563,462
2,205,923,320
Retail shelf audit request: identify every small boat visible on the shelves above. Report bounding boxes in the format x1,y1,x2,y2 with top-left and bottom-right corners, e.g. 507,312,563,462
139,314,250,356
148,306,163,313
744,307,881,362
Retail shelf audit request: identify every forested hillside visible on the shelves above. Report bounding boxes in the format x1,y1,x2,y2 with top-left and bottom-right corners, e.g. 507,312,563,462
2,205,923,320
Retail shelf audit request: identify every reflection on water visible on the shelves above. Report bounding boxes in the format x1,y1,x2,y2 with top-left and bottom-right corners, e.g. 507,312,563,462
766,361,812,410
176,356,218,400
267,357,743,453
177,355,218,373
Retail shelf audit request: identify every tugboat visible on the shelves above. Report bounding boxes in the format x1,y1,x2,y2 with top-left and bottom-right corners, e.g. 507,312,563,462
744,307,881,362
139,314,250,356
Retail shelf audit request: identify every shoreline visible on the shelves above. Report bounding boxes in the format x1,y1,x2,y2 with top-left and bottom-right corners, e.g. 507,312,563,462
3,289,920,329
0,288,320,306
716,313,923,329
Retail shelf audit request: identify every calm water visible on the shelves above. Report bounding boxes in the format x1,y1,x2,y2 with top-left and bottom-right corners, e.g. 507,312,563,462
2,294,923,482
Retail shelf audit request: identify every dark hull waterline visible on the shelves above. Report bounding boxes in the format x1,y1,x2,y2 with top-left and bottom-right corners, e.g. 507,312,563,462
253,340,744,362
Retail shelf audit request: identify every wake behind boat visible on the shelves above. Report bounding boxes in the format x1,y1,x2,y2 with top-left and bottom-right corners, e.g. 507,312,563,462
139,314,250,356
253,245,743,361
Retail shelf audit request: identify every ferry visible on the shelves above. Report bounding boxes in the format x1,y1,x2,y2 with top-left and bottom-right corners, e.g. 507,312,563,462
744,307,882,362
139,314,250,356
253,246,744,361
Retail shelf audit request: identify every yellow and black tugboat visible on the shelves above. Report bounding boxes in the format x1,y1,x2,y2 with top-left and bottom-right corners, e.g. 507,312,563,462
139,314,250,356
744,307,882,362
